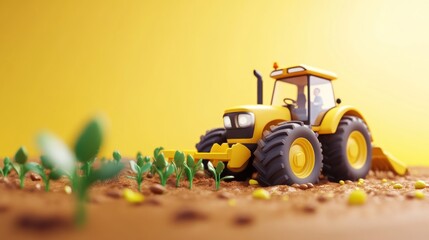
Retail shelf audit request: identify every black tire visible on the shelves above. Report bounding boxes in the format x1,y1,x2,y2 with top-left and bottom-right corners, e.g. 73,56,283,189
195,128,253,181
253,121,323,186
319,116,372,182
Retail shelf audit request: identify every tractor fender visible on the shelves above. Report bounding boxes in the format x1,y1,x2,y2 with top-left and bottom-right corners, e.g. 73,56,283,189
316,105,372,140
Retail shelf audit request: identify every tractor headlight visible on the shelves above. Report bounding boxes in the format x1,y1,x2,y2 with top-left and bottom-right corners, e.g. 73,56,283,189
237,113,254,128
223,116,232,129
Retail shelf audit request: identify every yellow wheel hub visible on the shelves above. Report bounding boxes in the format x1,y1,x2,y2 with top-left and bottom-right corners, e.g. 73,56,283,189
347,131,367,169
289,138,315,179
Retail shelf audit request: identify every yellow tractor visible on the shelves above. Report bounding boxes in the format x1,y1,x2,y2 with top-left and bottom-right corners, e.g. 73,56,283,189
163,64,407,186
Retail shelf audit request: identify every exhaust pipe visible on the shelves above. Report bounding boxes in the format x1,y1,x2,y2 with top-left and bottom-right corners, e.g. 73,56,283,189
254,70,263,104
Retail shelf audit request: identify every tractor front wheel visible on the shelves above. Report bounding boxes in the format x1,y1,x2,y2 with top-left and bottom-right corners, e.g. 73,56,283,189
253,121,323,186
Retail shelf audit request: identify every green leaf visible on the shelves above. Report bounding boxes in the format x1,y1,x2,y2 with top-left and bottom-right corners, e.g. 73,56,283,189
141,162,152,173
173,151,185,168
186,155,195,168
154,147,164,158
113,150,121,162
129,160,140,173
137,154,144,167
12,163,21,175
221,176,234,181
74,118,103,163
89,162,123,183
3,164,12,176
165,164,175,177
25,162,45,176
49,169,64,180
4,157,11,165
40,155,54,170
195,159,203,172
154,153,167,170
144,156,151,163
184,166,192,179
207,161,216,176
37,132,75,174
15,146,28,164
215,161,225,175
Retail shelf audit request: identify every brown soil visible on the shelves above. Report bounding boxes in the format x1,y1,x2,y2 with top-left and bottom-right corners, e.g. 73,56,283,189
1,167,429,240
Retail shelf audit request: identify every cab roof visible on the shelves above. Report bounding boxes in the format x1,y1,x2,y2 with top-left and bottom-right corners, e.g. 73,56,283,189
270,65,337,81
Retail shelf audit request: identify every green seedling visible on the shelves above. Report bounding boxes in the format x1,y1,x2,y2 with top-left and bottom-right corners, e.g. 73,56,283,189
207,161,234,191
12,146,29,189
80,157,95,178
153,147,174,186
128,154,152,191
172,151,186,187
25,156,64,192
184,154,203,190
113,150,122,164
0,157,13,177
38,117,124,226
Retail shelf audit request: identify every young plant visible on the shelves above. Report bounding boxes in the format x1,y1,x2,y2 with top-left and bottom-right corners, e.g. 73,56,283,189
153,147,174,186
0,157,13,177
128,154,152,191
25,156,64,192
12,146,29,189
184,155,203,190
172,151,186,187
80,157,95,178
113,150,122,164
207,161,234,191
38,117,124,226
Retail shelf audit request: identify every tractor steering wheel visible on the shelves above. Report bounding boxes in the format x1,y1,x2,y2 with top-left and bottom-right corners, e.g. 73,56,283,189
283,98,297,108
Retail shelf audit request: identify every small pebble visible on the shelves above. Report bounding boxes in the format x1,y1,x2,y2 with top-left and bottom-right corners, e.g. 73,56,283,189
302,203,317,213
146,172,154,178
393,183,403,189
34,183,42,191
123,188,144,203
194,171,206,178
385,191,399,197
149,184,167,195
249,179,259,185
234,214,253,226
381,178,388,183
415,180,426,189
292,183,300,188
358,178,365,183
29,173,41,181
357,181,364,187
307,183,314,188
415,190,425,200
348,189,367,205
252,189,270,200
339,180,345,185
145,198,162,206
174,208,207,222
217,192,232,200
64,186,72,195
299,184,308,190
105,189,123,199
345,180,353,184
405,192,415,200
317,195,328,203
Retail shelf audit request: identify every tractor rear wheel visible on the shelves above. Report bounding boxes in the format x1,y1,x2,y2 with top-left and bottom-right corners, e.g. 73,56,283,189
253,121,323,186
319,116,372,182
195,128,253,181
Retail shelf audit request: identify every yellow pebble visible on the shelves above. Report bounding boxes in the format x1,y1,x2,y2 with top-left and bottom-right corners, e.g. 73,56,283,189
358,178,365,183
415,180,426,189
252,188,271,200
228,199,237,206
348,189,367,205
415,190,425,199
381,178,387,183
123,188,144,203
282,195,289,201
357,181,364,187
339,180,345,185
249,179,259,185
64,185,72,195
393,183,403,189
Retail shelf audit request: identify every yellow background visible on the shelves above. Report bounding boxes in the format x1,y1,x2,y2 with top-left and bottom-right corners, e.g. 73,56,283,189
0,0,428,165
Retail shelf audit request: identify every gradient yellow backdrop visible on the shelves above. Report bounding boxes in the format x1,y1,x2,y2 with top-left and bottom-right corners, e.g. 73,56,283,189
1,0,428,165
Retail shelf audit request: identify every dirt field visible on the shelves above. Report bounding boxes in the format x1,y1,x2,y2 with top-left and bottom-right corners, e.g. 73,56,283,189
1,166,429,240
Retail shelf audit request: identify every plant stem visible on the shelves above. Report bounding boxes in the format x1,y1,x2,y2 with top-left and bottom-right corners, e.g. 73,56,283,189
44,179,50,192
188,176,193,189
75,198,86,227
19,173,25,189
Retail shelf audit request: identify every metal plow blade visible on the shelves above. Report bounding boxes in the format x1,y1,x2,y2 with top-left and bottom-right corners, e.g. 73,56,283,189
371,146,408,175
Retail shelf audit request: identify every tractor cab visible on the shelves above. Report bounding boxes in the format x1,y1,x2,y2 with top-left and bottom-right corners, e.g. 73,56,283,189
270,65,337,125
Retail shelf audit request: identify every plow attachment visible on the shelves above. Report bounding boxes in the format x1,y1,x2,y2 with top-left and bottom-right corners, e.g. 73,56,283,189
162,143,251,172
371,146,408,175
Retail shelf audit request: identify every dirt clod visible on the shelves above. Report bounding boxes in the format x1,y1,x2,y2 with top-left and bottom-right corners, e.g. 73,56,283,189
299,184,308,190
292,183,300,188
307,183,314,188
217,191,232,199
34,183,42,191
30,173,41,181
301,203,317,213
194,171,206,179
15,213,71,231
149,184,167,195
233,214,254,226
146,172,154,178
174,208,207,222
105,189,123,199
